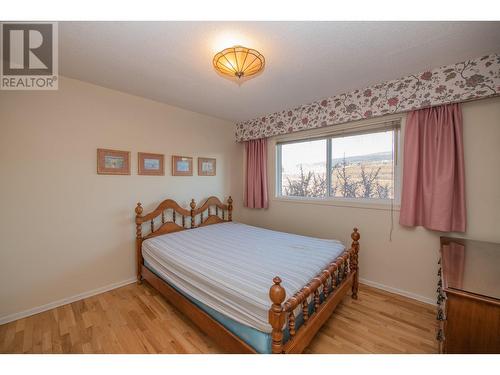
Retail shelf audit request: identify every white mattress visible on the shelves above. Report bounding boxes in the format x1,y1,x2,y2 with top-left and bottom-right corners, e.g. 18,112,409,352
142,222,345,333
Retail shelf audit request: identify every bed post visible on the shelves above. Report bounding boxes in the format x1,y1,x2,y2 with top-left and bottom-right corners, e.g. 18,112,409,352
227,196,233,221
350,228,360,299
269,276,286,354
190,199,196,228
135,203,144,284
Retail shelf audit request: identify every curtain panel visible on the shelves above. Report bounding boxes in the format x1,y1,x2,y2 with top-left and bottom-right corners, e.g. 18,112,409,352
399,103,466,232
244,138,269,209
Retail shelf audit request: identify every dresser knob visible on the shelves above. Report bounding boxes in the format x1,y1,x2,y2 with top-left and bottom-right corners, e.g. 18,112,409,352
436,329,444,342
437,309,446,321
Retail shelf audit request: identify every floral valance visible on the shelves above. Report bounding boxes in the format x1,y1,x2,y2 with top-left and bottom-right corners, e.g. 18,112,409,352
235,53,500,142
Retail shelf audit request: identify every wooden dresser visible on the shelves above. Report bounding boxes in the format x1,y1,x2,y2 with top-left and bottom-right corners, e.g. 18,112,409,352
437,237,500,353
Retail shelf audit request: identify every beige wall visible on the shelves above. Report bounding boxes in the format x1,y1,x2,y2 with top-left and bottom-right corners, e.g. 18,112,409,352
238,97,500,303
0,77,241,320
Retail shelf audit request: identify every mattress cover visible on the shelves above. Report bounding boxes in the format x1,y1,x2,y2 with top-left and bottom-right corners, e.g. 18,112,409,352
142,222,345,333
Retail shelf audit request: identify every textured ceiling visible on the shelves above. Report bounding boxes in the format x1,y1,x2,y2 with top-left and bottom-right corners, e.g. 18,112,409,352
59,21,500,123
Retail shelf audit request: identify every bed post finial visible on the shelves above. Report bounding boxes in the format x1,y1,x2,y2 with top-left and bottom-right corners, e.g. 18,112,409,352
135,202,143,216
135,203,144,284
227,196,233,221
190,199,196,228
350,228,360,299
269,276,286,354
351,227,360,244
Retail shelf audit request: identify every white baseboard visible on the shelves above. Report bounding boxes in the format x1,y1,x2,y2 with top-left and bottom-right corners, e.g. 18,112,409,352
0,276,434,326
359,278,435,306
0,277,136,325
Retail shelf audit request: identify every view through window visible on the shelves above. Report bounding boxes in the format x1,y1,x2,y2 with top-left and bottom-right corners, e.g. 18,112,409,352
280,138,327,198
278,129,396,200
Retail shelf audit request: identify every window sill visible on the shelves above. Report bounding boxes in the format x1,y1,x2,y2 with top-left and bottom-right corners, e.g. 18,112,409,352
271,196,400,211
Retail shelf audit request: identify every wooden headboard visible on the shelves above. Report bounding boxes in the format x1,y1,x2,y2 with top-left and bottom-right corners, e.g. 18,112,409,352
134,196,232,283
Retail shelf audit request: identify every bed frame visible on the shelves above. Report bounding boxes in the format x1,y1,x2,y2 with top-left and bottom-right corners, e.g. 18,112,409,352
135,196,360,354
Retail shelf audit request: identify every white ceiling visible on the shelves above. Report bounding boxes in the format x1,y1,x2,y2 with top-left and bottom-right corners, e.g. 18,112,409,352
60,22,500,123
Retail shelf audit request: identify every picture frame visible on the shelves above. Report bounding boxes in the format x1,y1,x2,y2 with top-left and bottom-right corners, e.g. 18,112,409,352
97,148,130,175
172,155,193,176
198,157,216,176
138,152,164,176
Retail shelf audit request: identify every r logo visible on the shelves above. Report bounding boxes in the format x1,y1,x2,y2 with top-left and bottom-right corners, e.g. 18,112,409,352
2,23,53,75
1,22,58,90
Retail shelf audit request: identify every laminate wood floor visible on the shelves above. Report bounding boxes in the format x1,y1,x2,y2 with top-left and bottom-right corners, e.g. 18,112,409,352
0,283,438,354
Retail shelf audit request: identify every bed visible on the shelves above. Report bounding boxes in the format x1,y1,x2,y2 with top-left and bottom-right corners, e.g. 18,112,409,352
135,196,360,354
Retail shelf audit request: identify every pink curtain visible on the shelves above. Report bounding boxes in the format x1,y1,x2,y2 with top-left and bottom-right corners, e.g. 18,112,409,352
399,103,466,232
244,138,269,209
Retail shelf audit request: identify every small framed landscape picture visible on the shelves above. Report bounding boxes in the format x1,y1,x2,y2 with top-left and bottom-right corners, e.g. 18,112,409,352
172,155,193,176
198,157,216,176
97,148,130,175
138,152,164,176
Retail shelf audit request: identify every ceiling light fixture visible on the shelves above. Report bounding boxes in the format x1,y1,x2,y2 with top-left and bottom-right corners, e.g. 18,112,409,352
213,45,265,79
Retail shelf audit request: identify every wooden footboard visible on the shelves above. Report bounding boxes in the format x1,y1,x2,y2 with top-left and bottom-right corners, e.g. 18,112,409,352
269,228,360,354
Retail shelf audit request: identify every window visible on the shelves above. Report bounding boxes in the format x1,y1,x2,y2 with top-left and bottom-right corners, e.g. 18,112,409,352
277,124,399,202
279,138,327,198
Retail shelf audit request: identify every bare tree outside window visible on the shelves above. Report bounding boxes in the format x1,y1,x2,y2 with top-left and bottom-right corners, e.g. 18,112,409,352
284,165,326,197
331,156,358,198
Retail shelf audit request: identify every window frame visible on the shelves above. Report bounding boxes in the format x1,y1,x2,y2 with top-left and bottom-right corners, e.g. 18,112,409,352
274,118,402,209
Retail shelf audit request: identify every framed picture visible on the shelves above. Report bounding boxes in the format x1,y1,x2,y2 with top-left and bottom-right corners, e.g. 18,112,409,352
138,152,164,176
97,148,130,175
172,155,193,176
198,157,216,176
